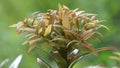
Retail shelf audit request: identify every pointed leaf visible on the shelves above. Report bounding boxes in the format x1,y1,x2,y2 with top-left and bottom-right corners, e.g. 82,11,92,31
9,24,17,27
44,24,52,36
90,36,100,42
98,25,110,31
9,54,23,68
73,17,79,29
110,56,120,61
79,41,98,55
32,48,59,68
38,28,43,34
22,41,28,45
96,46,117,52
95,32,103,37
37,58,49,68
62,9,71,29
63,5,69,10
81,29,95,40
51,37,69,43
28,44,37,52
29,38,40,45
51,51,68,68
84,23,95,30
19,27,36,33
76,11,85,15
58,3,63,18
66,40,79,47
114,52,120,57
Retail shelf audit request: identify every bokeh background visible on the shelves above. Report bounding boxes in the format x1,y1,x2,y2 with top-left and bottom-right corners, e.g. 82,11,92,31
0,0,120,68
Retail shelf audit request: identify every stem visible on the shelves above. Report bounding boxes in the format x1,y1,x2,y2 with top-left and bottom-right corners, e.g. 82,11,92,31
58,47,69,68
59,47,67,61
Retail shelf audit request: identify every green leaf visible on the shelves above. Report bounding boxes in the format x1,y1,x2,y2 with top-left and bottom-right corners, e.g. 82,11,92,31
32,48,59,68
51,51,68,68
9,54,23,68
37,58,49,68
68,56,84,68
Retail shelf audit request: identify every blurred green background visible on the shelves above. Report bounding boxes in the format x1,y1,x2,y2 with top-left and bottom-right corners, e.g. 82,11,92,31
0,0,120,68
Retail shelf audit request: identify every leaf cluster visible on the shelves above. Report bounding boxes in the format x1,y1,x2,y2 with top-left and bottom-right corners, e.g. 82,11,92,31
10,4,116,68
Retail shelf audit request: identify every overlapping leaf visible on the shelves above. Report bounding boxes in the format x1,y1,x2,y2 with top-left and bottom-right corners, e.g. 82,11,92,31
11,4,115,68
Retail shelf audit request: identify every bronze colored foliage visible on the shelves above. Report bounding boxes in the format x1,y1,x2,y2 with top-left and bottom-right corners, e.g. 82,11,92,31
10,4,116,68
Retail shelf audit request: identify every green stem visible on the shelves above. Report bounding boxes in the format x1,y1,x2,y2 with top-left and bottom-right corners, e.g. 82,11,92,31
58,47,69,68
59,48,67,60
58,46,73,68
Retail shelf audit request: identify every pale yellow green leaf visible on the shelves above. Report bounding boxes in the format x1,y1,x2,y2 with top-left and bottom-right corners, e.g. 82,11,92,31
29,38,40,45
99,25,110,31
63,5,69,10
32,19,38,25
58,3,63,17
44,24,52,36
110,56,120,61
38,28,43,34
24,33,33,38
22,41,28,45
113,52,120,57
75,11,85,16
84,23,95,30
28,35,38,41
95,32,103,37
9,24,17,27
